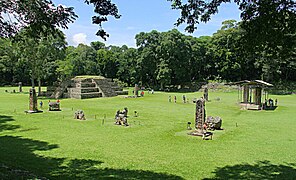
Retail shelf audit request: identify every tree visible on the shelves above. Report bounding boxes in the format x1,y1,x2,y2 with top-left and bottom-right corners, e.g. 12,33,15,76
0,0,120,40
210,20,245,81
239,0,296,82
188,35,212,81
56,46,76,80
168,0,296,32
136,30,162,86
2,0,295,43
34,30,67,93
159,29,191,86
169,0,296,83
156,59,171,90
0,38,18,84
0,0,77,38
96,47,118,79
58,44,98,78
116,47,138,86
84,0,121,40
90,41,106,51
14,28,67,92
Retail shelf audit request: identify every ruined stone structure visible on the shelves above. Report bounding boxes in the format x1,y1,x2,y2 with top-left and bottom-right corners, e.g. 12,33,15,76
46,76,128,99
68,78,102,99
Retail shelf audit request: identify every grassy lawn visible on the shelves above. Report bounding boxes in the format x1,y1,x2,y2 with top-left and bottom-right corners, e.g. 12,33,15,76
0,86,296,179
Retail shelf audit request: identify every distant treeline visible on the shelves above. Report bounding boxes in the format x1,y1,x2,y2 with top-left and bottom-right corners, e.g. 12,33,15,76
0,20,295,89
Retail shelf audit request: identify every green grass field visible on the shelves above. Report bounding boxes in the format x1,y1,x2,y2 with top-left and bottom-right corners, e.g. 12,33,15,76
1,86,296,179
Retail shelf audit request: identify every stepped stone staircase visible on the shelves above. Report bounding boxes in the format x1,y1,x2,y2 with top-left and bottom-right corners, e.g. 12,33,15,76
93,78,117,97
69,78,102,99
46,76,128,99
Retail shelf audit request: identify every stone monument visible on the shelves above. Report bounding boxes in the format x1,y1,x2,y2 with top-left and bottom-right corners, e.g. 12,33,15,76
205,116,222,130
19,82,22,93
74,110,86,120
204,87,208,101
188,98,214,139
29,88,38,113
195,98,206,134
114,108,129,126
134,84,139,97
188,98,206,136
49,102,61,111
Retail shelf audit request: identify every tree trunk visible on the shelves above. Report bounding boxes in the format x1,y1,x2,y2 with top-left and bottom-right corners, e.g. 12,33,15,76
31,77,35,88
160,82,164,90
38,79,42,96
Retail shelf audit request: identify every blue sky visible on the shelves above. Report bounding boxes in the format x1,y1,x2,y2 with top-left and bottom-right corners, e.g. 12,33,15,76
52,0,241,47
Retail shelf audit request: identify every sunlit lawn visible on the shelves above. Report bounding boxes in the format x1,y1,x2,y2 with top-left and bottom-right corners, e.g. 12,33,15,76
0,86,296,179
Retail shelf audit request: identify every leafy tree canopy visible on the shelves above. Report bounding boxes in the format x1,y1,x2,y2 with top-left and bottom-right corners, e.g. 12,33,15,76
0,0,77,38
1,0,295,41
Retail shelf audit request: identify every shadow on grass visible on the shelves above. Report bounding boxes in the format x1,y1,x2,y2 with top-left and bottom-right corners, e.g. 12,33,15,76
0,136,183,180
204,161,296,180
0,115,20,132
264,106,278,111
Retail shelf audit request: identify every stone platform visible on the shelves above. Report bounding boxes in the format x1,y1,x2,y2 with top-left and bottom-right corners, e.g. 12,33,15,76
46,76,128,99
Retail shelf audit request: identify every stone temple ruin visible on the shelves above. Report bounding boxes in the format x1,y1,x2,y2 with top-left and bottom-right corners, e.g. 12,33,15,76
46,76,128,99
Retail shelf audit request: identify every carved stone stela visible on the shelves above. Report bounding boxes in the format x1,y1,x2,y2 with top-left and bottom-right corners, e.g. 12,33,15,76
29,88,38,112
195,98,206,134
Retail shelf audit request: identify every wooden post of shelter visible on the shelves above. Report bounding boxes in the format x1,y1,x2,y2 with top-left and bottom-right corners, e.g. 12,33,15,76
243,85,249,103
254,87,262,105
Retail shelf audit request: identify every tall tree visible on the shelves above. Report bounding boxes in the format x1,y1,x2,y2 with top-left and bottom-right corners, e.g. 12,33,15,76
90,41,106,51
159,29,191,86
136,30,162,86
117,47,138,86
0,38,17,84
240,0,296,81
58,44,98,77
210,20,245,81
188,35,212,81
2,0,295,43
0,0,77,38
14,28,67,91
96,48,118,78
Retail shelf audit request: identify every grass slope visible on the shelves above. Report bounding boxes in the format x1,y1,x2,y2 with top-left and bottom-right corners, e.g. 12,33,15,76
0,87,296,179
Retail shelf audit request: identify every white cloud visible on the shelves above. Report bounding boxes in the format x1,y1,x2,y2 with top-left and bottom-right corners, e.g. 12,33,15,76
72,33,87,46
126,26,136,30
